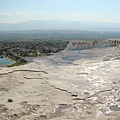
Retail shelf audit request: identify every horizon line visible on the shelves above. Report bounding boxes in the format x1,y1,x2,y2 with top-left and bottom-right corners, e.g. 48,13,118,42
0,19,120,24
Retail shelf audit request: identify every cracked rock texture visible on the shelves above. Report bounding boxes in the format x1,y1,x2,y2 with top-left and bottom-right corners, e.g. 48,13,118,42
0,39,120,120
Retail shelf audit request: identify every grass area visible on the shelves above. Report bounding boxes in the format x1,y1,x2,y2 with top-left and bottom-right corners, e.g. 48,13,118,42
7,60,28,67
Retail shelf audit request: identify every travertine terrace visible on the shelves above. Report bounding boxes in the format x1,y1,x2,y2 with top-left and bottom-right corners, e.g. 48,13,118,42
0,39,120,120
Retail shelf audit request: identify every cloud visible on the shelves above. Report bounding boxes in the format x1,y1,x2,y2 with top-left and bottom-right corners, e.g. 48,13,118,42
31,12,40,14
0,13,13,16
73,13,82,17
59,14,66,17
57,13,83,21
16,11,32,15
15,11,51,16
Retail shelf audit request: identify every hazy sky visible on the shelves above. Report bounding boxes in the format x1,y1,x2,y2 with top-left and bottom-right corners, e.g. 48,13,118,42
0,0,120,23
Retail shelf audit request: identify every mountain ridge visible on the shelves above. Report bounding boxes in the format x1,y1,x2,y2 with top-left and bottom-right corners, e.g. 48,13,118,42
1,20,120,31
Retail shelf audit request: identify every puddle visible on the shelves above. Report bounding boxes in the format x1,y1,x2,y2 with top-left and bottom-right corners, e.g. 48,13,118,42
109,105,120,111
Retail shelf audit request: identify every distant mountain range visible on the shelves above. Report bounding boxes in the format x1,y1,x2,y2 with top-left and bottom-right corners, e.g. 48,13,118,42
1,20,120,31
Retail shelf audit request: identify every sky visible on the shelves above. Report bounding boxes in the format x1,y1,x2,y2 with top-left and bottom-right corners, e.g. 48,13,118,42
0,0,120,23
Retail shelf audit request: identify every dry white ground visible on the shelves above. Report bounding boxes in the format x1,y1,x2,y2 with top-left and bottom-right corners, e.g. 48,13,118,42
0,40,120,120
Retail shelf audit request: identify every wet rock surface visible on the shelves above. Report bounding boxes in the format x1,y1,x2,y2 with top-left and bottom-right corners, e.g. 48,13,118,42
0,39,120,119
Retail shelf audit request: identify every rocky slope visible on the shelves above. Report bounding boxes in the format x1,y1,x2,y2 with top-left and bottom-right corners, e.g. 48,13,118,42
0,39,120,120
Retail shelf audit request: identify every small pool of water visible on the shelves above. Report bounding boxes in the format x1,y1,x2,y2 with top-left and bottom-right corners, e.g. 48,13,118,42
0,57,14,66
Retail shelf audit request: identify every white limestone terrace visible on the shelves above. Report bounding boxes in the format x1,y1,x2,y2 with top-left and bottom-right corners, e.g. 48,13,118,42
0,39,120,120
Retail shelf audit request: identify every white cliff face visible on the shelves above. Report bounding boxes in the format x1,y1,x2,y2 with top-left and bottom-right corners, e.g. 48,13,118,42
66,39,120,50
0,39,120,120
